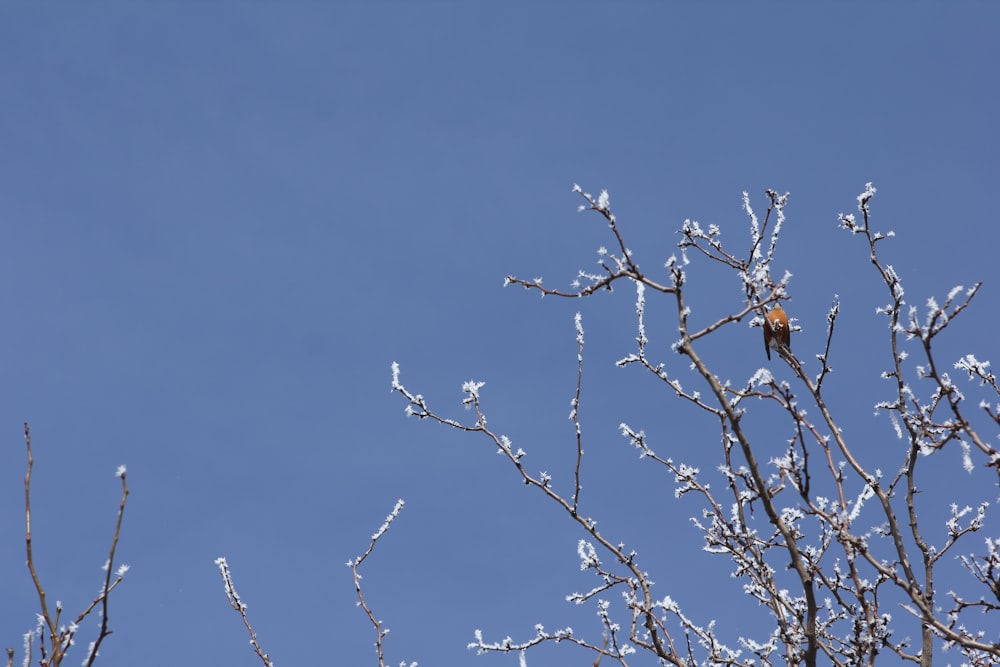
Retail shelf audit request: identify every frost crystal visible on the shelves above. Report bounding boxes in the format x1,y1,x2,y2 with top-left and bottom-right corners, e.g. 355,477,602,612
597,189,610,211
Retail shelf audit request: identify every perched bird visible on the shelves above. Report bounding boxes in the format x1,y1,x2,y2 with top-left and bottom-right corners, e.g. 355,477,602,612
764,305,790,360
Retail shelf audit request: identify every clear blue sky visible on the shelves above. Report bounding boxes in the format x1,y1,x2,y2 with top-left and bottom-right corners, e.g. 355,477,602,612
1,5,997,666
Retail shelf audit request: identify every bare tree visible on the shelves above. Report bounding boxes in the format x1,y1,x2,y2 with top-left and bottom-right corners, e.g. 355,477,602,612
389,184,1000,666
11,423,130,667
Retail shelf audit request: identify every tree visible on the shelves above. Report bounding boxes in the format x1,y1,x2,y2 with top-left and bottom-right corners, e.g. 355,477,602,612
385,184,999,666
12,185,996,667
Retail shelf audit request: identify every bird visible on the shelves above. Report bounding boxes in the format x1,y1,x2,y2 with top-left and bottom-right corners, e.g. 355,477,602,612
763,305,790,361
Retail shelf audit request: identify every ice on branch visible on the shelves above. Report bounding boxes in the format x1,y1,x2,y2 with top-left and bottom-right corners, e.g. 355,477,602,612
214,557,247,612
469,626,575,655
770,189,788,239
751,367,774,386
462,380,486,406
682,219,704,237
955,355,994,384
848,481,875,522
840,212,859,232
858,182,877,209
619,423,654,458
373,499,405,541
925,296,943,329
673,464,699,498
634,281,647,348
946,502,986,537
743,191,759,239
577,539,601,570
597,189,610,211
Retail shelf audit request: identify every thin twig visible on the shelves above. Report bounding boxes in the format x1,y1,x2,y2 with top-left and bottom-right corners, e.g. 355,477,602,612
571,313,585,513
84,467,129,667
349,499,406,667
215,557,274,667
24,423,55,643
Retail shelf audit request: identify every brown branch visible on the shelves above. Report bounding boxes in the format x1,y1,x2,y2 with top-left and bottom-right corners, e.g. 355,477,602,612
674,287,820,667
84,467,129,667
24,423,56,645
392,365,681,664
20,423,131,667
215,557,274,667
571,314,585,514
349,500,406,667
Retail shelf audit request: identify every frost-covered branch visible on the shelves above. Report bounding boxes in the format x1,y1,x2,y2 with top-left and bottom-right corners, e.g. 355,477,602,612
391,184,999,666
215,557,274,667
392,360,680,664
347,499,411,667
18,423,130,667
504,186,677,299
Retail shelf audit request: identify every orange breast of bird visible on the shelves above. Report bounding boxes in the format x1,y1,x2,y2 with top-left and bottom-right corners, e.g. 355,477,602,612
764,305,790,360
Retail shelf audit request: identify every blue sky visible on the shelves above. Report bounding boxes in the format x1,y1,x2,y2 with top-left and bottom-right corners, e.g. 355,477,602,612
1,4,997,666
